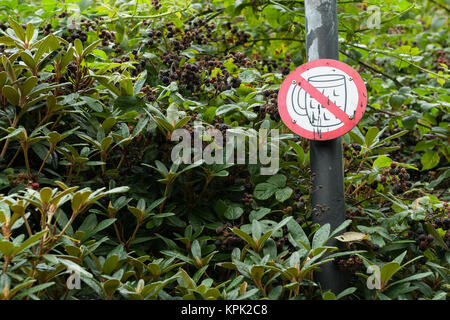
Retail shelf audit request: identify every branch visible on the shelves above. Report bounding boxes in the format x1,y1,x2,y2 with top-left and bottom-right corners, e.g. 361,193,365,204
339,49,402,87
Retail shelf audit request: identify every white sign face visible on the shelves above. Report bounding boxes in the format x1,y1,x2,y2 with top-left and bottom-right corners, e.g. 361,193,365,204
278,59,367,140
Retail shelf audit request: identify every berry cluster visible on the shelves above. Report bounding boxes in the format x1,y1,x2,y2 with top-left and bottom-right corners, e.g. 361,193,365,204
213,122,231,136
241,192,254,205
407,220,439,251
384,162,412,194
223,25,250,46
151,0,161,10
215,224,245,252
258,89,280,121
259,56,291,75
334,255,363,273
344,143,362,160
185,20,217,45
62,28,88,43
57,11,68,18
434,216,450,230
99,29,115,46
141,86,157,102
7,172,38,190
146,29,163,47
226,51,253,68
433,50,448,71
42,23,52,35
349,205,366,217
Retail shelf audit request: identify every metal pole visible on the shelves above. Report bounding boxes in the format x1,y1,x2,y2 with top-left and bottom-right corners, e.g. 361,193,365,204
304,0,348,294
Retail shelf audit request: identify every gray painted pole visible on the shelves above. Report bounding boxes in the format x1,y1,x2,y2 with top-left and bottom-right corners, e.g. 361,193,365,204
304,0,348,294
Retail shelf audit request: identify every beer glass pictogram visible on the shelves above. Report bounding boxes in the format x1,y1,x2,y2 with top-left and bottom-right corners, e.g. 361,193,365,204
304,74,347,127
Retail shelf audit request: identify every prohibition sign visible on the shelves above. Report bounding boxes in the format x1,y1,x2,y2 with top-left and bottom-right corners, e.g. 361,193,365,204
278,59,367,140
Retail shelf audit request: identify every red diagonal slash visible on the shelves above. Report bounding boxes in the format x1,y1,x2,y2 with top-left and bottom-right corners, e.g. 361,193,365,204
296,74,353,126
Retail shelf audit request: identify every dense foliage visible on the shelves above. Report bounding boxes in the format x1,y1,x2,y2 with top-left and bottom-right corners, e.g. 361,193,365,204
0,0,448,300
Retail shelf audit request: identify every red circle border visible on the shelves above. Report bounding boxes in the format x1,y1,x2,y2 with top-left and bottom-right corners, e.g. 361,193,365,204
277,59,367,140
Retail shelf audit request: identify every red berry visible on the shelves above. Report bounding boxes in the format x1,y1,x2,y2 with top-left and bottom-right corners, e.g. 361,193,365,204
419,241,427,250
31,182,40,190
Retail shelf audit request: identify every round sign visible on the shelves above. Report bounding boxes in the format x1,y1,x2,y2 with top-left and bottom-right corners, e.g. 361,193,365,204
278,59,367,140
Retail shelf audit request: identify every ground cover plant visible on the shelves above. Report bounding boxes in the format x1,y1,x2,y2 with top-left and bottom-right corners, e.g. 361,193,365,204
0,0,448,300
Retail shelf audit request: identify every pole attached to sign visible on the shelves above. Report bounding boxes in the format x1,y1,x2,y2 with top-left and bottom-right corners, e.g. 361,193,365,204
304,0,348,293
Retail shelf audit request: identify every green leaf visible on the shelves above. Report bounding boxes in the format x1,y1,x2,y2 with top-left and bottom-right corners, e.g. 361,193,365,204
251,219,262,239
39,187,53,203
2,85,20,106
103,254,119,275
74,39,83,57
254,183,277,200
191,240,201,259
275,187,293,202
421,150,440,170
103,279,120,297
17,230,48,254
267,174,286,187
20,76,38,97
233,228,256,247
373,155,393,168
287,219,310,249
0,240,15,257
336,287,357,299
25,23,35,43
239,69,260,83
8,17,25,41
224,206,243,220
101,136,113,151
365,127,379,146
312,224,330,249
322,291,337,300
20,51,36,70
179,268,196,290
380,262,401,285
81,96,104,112
348,126,365,145
389,95,405,109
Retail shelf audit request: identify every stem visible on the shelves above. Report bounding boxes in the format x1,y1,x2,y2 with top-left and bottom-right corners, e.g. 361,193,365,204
50,114,62,130
3,257,9,274
56,212,77,240
193,176,212,208
103,4,191,23
126,221,141,249
22,144,31,177
116,151,125,170
66,164,74,184
22,214,33,238
158,183,171,213
37,146,53,177
113,222,123,243
5,148,20,169
0,116,19,159
346,43,447,78
428,0,450,12
339,49,402,87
